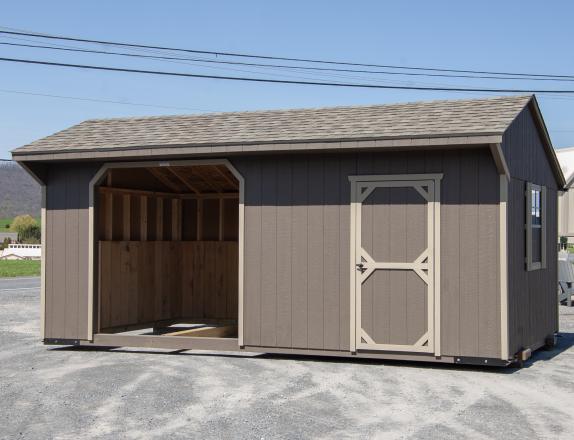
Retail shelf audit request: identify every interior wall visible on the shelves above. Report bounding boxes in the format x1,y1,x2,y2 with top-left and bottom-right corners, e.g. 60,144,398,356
97,166,240,331
99,241,238,330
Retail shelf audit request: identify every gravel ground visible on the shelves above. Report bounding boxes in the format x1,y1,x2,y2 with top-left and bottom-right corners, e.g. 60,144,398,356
1,277,573,439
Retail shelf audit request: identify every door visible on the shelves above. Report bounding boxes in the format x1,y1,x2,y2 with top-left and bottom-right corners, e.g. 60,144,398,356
350,174,441,354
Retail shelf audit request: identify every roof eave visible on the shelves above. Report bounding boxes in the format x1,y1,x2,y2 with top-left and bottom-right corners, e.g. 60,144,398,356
12,133,504,162
526,95,567,188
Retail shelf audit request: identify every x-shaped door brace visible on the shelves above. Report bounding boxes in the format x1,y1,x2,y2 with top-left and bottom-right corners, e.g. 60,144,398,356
359,248,430,285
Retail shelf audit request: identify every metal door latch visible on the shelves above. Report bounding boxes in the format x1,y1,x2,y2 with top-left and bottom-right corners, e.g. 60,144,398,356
356,263,367,273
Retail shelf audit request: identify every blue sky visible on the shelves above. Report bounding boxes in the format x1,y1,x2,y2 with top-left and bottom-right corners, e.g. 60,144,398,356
1,0,574,159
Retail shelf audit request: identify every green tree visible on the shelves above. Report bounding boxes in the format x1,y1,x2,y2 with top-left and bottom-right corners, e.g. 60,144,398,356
10,215,37,235
10,215,40,243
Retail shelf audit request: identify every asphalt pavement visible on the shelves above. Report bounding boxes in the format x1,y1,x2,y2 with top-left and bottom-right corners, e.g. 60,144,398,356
1,277,573,439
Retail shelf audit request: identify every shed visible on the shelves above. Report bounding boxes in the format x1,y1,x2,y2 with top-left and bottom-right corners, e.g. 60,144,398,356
13,94,565,366
556,147,574,241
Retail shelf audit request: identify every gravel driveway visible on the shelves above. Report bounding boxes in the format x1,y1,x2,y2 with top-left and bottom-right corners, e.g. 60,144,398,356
1,277,573,439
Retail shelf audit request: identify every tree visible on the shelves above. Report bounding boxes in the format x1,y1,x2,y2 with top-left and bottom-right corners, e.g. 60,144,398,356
10,215,37,235
19,224,41,244
10,215,40,243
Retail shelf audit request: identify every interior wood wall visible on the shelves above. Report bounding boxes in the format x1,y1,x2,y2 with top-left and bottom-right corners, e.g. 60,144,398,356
99,241,238,330
97,188,239,242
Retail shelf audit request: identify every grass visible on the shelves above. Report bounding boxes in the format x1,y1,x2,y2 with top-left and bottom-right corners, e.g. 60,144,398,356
0,260,41,278
0,218,12,230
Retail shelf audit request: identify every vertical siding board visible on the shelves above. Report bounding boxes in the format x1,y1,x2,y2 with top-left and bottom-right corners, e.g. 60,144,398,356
275,158,293,348
388,153,408,345
64,167,80,339
77,171,90,340
441,151,461,356
49,168,68,338
260,159,277,347
459,150,479,356
370,155,390,345
307,156,325,349
477,151,500,357
243,159,262,345
291,157,309,349
338,154,355,351
323,156,340,350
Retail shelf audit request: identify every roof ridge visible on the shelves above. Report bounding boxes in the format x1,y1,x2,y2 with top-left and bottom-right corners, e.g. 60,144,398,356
81,94,533,123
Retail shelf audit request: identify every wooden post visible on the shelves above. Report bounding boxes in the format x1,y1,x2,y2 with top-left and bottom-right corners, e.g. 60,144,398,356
219,197,224,241
156,197,164,241
122,194,131,241
197,198,203,240
172,198,181,241
105,193,113,241
140,196,148,241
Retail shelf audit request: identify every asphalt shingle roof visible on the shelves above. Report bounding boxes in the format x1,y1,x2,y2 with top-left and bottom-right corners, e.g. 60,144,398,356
13,95,533,155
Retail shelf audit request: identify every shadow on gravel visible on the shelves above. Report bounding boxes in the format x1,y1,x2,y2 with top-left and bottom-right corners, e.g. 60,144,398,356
46,331,574,373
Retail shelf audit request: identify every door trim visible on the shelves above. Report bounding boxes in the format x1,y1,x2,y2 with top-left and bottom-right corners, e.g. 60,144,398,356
348,173,442,355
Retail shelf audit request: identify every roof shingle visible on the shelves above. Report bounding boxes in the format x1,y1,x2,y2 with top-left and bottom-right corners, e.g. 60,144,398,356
13,95,532,155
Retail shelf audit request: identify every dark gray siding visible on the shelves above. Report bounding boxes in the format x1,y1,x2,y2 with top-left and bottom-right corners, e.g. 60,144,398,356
44,162,101,340
234,148,501,357
503,106,560,355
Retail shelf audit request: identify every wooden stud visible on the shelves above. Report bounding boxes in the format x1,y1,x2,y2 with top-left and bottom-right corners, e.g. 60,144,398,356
99,186,238,199
122,194,131,241
213,165,239,190
172,198,181,241
105,193,113,241
147,167,181,193
219,197,224,241
164,325,237,338
156,198,163,241
197,198,203,240
140,196,148,241
166,167,201,194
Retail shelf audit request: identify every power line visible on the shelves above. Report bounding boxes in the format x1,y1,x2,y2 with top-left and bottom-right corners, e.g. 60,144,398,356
0,88,215,111
1,28,573,80
4,56,574,93
2,40,574,82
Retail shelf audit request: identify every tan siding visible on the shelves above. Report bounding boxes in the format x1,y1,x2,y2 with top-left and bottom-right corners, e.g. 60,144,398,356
275,158,292,348
234,148,501,356
45,163,100,340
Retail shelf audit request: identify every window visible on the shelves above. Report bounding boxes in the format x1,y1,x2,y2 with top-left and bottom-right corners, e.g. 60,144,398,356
526,182,546,271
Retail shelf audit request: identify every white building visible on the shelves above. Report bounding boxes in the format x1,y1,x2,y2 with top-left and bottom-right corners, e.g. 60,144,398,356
0,243,41,260
557,147,574,242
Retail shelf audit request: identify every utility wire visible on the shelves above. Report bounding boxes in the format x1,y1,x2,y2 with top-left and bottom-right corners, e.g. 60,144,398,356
0,88,215,111
2,40,573,82
3,56,574,93
1,28,573,80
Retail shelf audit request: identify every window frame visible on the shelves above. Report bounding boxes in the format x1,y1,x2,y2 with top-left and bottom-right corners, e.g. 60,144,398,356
525,182,546,271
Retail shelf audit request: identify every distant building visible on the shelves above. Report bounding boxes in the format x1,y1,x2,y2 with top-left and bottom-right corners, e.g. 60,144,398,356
557,147,574,242
0,232,18,242
0,243,41,260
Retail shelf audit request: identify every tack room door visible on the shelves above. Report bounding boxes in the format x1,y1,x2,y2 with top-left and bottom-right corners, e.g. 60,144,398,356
350,175,441,354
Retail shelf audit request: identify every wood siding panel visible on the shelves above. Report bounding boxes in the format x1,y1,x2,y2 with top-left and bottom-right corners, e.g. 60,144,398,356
98,241,238,329
503,106,560,356
234,149,500,356
44,163,100,340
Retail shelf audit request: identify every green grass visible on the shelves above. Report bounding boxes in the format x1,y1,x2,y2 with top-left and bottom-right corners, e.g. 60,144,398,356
0,218,12,230
0,260,41,278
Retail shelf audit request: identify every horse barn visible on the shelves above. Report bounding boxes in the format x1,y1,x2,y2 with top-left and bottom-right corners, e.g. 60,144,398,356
13,95,565,366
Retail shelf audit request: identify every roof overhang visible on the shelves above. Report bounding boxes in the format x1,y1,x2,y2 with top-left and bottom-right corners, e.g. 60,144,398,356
12,133,503,162
526,96,567,188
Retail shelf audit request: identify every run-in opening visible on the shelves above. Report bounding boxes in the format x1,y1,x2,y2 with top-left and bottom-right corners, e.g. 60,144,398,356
96,163,239,339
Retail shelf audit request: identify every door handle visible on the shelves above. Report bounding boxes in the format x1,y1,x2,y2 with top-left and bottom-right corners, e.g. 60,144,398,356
356,263,367,273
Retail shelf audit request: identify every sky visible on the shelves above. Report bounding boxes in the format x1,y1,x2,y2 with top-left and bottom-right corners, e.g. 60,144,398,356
1,0,574,159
